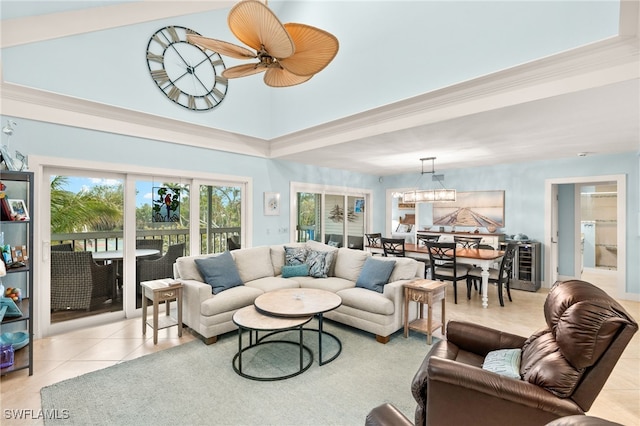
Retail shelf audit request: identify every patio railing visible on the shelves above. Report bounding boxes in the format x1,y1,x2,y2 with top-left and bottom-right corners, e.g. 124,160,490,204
51,227,241,255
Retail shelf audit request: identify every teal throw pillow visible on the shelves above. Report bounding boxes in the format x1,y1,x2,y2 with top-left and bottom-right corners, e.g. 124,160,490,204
306,250,334,278
282,264,309,278
482,348,522,379
356,257,396,293
194,251,243,295
284,246,308,266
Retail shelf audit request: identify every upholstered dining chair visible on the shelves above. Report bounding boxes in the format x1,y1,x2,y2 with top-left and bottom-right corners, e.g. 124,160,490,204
467,242,518,306
425,241,471,304
365,280,638,426
51,251,115,311
381,237,405,257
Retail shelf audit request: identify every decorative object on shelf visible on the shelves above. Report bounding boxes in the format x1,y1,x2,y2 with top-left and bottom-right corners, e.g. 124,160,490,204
10,246,27,264
0,343,14,368
402,157,456,203
433,190,504,228
146,26,228,110
7,198,28,221
0,121,18,171
152,187,180,222
264,192,280,216
187,0,339,88
0,297,22,318
4,287,22,302
0,331,29,350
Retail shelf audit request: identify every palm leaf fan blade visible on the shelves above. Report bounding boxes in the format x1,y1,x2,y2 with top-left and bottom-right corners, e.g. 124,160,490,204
228,0,294,59
279,23,339,76
223,63,266,79
264,67,312,87
187,35,256,60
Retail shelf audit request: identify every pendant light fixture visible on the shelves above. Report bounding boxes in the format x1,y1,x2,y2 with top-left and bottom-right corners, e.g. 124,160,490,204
402,157,456,203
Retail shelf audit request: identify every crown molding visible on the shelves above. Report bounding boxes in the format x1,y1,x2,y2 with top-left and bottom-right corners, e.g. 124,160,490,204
0,81,269,158
1,1,234,48
269,35,640,158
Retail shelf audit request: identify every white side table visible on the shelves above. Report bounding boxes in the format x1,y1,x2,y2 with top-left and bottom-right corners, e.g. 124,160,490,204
141,279,183,344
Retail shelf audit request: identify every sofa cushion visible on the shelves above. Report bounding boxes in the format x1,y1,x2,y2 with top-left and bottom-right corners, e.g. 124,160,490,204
388,257,420,282
284,245,308,266
232,246,274,282
306,250,335,278
337,287,394,316
334,247,370,282
244,276,300,293
282,264,309,278
295,276,355,293
271,243,305,276
200,285,263,316
194,252,243,295
356,257,396,293
483,348,522,379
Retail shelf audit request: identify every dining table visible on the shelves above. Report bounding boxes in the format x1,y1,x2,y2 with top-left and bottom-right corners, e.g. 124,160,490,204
367,243,504,308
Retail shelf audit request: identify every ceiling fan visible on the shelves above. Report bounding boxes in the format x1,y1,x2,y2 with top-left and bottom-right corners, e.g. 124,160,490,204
187,0,339,87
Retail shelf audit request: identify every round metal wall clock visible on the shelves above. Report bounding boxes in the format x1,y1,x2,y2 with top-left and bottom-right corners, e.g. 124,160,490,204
146,26,228,111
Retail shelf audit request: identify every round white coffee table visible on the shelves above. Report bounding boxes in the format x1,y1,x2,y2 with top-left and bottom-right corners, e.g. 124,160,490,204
254,288,342,366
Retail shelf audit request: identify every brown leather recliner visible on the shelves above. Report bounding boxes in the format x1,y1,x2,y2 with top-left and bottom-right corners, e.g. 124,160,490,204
367,280,637,426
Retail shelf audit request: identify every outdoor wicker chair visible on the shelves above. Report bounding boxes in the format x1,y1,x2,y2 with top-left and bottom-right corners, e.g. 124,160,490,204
51,243,73,251
136,242,185,284
51,251,115,311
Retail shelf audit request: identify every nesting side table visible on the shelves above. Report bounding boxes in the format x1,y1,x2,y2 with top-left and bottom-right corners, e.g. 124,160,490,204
403,279,447,344
141,279,183,344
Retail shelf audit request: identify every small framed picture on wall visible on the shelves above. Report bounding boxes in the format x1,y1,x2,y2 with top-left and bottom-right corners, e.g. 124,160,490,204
264,192,280,216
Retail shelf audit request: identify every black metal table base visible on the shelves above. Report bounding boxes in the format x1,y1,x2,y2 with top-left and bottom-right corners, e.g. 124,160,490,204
233,326,313,381
306,313,342,366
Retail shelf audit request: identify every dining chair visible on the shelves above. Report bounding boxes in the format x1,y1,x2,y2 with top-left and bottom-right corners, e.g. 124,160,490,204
425,241,471,304
453,235,482,248
51,243,73,252
365,233,382,255
51,251,115,311
137,243,185,285
467,242,518,306
414,234,440,277
381,237,405,257
136,239,163,260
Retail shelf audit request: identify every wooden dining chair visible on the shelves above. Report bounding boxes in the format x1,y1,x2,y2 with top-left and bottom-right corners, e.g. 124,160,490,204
453,235,482,249
467,242,518,306
381,237,405,257
414,234,440,277
425,241,471,304
365,233,382,255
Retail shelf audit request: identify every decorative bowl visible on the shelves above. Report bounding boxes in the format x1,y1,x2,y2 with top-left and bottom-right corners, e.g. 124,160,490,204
0,331,29,350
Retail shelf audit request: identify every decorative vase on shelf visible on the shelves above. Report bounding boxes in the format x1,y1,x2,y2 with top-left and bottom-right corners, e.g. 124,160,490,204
486,226,497,233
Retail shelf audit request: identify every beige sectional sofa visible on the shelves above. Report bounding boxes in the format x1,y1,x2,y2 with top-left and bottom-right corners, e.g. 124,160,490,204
173,240,424,344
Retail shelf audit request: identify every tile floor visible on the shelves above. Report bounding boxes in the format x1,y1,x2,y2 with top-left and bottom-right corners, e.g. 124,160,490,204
1,271,638,425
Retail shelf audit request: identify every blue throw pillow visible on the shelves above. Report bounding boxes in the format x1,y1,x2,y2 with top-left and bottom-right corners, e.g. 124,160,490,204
194,251,243,295
284,246,308,266
282,264,309,278
306,250,335,278
356,257,396,293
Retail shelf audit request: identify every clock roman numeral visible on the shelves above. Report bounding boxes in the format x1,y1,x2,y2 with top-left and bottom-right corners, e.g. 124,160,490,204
146,52,164,64
151,34,168,50
210,59,224,66
215,76,228,85
212,88,225,100
166,26,179,43
151,69,170,85
187,95,196,110
167,86,181,102
204,95,215,109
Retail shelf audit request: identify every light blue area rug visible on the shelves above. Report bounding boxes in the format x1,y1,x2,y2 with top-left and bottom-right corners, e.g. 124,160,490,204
41,320,437,426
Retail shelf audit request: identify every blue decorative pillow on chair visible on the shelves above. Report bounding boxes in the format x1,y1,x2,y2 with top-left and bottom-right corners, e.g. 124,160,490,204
356,257,396,293
195,251,243,294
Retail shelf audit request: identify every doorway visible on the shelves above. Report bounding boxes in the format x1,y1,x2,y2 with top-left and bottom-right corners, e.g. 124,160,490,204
545,174,626,298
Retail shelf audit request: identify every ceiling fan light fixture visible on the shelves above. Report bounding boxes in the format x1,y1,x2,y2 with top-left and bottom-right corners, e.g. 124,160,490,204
188,0,339,87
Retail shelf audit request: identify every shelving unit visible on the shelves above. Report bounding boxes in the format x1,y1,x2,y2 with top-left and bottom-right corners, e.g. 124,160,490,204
0,170,34,376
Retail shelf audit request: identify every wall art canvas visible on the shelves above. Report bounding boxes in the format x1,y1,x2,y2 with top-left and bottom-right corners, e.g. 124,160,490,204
433,190,504,228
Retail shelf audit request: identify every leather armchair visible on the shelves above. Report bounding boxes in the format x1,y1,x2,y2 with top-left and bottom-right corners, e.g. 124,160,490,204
367,279,637,426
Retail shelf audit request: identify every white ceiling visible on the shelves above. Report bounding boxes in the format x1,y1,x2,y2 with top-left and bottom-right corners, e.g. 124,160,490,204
1,1,638,176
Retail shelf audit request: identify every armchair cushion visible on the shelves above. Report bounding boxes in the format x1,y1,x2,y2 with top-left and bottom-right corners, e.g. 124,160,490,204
195,251,243,295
